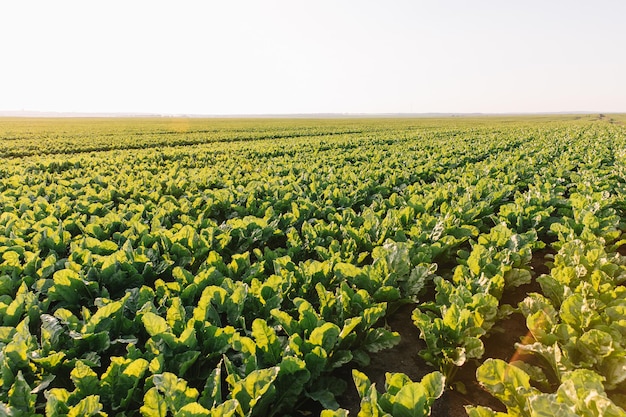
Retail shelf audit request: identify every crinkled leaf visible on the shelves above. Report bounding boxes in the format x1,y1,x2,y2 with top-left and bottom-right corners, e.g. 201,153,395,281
475,358,539,416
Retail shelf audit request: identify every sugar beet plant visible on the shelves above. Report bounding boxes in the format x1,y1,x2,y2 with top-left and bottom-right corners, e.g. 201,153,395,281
1,116,625,416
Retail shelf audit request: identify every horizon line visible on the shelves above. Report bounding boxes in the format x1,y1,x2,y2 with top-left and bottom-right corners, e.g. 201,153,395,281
0,110,622,119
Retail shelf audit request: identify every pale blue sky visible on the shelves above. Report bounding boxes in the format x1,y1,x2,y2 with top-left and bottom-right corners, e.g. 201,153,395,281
2,1,625,115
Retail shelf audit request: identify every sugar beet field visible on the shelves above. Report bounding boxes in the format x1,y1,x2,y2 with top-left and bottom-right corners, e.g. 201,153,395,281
1,115,626,417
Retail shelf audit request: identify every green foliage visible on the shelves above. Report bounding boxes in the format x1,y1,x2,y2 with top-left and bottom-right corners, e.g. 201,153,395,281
468,359,626,417
332,369,445,416
412,277,496,381
1,116,625,415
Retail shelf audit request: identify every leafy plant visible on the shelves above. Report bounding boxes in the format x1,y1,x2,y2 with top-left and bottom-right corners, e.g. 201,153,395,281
467,359,626,417
322,370,445,417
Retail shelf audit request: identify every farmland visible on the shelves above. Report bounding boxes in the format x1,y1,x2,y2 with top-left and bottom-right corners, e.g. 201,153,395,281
1,115,626,416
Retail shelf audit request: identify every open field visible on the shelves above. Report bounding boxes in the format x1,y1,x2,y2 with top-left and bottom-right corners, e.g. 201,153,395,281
1,115,626,416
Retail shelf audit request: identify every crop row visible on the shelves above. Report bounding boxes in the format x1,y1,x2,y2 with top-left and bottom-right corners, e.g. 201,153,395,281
0,117,625,416
467,188,626,416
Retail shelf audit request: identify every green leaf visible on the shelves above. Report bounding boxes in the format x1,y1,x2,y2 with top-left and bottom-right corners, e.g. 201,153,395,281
373,285,402,302
100,357,149,410
526,309,558,345
361,305,387,329
8,371,36,414
403,265,432,299
537,275,567,307
552,369,625,415
514,342,571,382
175,403,210,417
465,405,508,417
352,369,372,398
271,357,311,415
391,383,428,417
309,322,341,352
252,318,281,366
44,388,71,417
140,387,167,417
560,294,600,333
375,240,411,277
310,376,347,410
338,316,362,343
177,325,197,349
200,360,222,409
475,359,538,416
363,328,400,353
5,340,30,371
172,350,201,377
321,409,350,417
600,356,626,390
504,269,532,288
385,372,412,397
193,286,228,323
49,269,84,304
225,281,248,326
230,367,279,416
527,395,578,417
307,389,341,410
334,262,363,280
358,381,381,416
463,337,485,360
152,372,200,412
209,399,239,417
67,395,106,417
142,312,170,336
0,274,17,297
71,361,100,396
294,298,321,334
167,297,187,335
329,349,353,369
577,329,614,360
31,374,56,395
420,371,445,402
270,308,298,336
39,314,64,354
510,361,551,391
467,245,489,276
442,303,461,331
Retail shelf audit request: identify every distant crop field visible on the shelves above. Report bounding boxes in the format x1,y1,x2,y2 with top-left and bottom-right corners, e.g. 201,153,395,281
1,115,625,416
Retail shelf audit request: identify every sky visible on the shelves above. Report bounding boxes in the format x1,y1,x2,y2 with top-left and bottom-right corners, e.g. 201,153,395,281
2,0,625,115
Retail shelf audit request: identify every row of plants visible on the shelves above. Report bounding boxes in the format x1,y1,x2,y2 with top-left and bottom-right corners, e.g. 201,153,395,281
469,184,626,414
0,117,625,415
